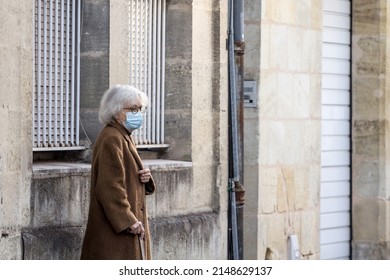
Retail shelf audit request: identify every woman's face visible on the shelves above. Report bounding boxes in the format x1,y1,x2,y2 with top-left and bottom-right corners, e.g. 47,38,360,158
115,97,142,123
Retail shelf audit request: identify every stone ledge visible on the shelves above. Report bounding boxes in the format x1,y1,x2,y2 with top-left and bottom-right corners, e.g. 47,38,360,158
143,159,192,170
32,160,192,179
32,162,90,179
30,160,195,225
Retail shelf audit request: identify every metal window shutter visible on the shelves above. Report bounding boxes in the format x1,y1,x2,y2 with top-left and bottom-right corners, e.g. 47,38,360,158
33,0,81,151
129,0,167,147
320,0,351,260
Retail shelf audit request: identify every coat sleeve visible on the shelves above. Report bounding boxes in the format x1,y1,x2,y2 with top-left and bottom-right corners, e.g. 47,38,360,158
95,135,138,233
145,176,156,195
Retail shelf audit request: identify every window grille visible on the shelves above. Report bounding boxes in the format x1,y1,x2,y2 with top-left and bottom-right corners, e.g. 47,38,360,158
129,0,167,147
33,0,81,151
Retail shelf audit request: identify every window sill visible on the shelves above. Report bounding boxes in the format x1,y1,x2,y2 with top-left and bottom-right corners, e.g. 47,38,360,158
142,159,192,170
33,146,86,152
32,162,90,179
32,159,192,179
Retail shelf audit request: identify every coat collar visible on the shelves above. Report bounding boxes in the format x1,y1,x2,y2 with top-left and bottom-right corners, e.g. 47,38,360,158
108,120,144,170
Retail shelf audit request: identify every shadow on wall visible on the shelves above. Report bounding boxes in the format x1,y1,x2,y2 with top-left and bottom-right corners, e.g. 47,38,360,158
22,228,84,260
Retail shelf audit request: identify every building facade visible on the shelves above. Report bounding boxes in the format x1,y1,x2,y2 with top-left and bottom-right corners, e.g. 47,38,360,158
0,0,389,260
243,0,390,260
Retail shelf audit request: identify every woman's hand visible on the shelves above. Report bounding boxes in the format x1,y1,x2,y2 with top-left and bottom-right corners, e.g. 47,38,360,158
138,168,151,183
129,221,145,238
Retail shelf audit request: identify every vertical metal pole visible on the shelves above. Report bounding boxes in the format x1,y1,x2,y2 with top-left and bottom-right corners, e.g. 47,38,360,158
71,0,76,144
49,0,53,146
54,0,59,146
76,0,81,146
147,0,152,142
152,0,157,144
60,0,64,145
233,0,246,261
66,0,70,144
229,1,239,180
134,0,138,88
228,0,246,260
228,0,239,260
142,1,146,143
161,0,166,144
43,0,47,147
229,179,239,260
156,0,162,144
37,0,42,147
129,1,133,86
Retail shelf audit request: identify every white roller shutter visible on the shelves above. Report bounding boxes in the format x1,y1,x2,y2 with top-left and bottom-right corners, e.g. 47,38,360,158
321,0,351,260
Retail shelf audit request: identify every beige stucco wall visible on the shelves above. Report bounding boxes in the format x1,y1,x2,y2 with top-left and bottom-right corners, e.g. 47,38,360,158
244,0,322,259
0,1,34,259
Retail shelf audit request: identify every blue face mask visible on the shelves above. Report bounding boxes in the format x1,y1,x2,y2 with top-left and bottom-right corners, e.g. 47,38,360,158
124,111,143,131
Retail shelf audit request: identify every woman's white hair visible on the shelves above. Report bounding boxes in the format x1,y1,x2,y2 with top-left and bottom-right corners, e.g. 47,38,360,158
98,84,148,125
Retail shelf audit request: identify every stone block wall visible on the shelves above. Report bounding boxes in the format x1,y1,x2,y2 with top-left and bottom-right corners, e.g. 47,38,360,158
0,0,34,260
351,0,390,259
24,160,221,260
243,0,322,259
79,0,110,153
0,0,226,260
22,163,90,260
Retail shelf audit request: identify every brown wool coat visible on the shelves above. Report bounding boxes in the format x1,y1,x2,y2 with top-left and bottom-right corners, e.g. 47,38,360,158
80,121,155,260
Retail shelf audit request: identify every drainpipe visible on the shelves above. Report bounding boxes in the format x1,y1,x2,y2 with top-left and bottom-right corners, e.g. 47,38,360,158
233,0,245,261
227,0,245,260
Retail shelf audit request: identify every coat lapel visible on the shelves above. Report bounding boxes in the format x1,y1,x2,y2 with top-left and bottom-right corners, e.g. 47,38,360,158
127,135,144,170
109,120,144,170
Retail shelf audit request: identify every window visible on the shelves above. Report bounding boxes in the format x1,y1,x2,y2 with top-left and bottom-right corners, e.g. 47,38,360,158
129,0,168,148
33,0,82,151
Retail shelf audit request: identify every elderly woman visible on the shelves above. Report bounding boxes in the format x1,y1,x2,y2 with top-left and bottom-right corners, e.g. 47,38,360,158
80,84,156,260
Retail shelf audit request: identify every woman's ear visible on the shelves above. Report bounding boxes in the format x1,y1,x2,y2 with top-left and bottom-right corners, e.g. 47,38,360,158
114,112,121,122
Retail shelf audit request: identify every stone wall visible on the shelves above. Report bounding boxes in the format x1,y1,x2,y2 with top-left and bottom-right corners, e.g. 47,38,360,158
109,0,229,259
110,0,194,162
0,0,229,260
0,1,34,259
22,163,90,260
24,161,222,260
243,0,322,259
351,0,390,259
191,0,229,259
79,0,110,154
